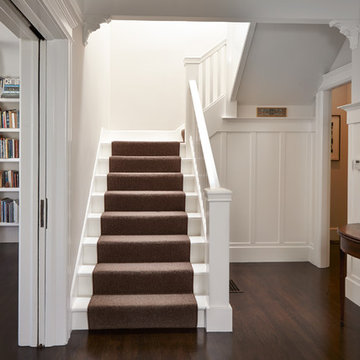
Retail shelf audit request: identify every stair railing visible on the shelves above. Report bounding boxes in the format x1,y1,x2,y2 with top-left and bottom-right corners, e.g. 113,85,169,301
184,41,232,332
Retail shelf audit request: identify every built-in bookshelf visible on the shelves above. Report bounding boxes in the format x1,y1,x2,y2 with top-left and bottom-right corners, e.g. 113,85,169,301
0,95,20,231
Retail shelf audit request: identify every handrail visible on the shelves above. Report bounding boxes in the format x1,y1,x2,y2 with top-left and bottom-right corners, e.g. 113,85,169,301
188,79,220,189
184,40,227,64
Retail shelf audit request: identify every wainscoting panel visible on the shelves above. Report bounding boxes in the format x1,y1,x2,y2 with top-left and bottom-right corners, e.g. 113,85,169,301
227,133,251,244
283,133,311,244
211,122,314,262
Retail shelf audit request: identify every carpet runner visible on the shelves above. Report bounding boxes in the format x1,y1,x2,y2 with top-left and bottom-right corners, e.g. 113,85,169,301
88,141,197,329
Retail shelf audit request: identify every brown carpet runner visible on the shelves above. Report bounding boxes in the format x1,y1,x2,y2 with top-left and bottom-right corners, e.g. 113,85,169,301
88,141,197,329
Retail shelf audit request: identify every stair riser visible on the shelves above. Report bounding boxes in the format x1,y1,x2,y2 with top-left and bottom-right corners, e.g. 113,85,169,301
77,272,208,297
86,217,201,237
100,143,186,158
72,308,205,330
82,241,206,265
96,158,193,175
90,194,198,213
94,175,195,192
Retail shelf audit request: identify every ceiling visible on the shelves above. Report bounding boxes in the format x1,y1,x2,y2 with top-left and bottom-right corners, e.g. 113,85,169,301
237,24,346,105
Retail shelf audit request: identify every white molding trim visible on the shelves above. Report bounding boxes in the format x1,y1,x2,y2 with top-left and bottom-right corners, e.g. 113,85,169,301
346,275,360,307
330,20,360,50
83,15,111,45
230,245,310,262
319,63,352,91
44,39,70,346
230,22,256,101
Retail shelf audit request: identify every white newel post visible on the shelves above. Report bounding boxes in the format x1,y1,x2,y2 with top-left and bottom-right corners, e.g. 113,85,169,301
184,61,199,156
205,187,233,332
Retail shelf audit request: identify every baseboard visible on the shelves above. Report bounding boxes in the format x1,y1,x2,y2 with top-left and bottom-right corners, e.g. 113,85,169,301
230,245,310,262
346,276,360,307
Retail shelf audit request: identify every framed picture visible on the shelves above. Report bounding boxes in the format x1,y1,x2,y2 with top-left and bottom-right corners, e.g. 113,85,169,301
331,115,340,161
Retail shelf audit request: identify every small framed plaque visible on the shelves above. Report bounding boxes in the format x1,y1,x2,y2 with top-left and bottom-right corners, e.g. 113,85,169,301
256,107,287,117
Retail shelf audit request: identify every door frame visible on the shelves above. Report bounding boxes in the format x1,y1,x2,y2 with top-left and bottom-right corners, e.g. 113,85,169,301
311,63,352,268
1,0,77,347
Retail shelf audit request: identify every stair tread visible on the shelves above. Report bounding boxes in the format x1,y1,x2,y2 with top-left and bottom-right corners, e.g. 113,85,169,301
93,191,196,196
83,235,206,245
72,295,208,311
90,211,200,218
101,211,188,217
79,263,208,275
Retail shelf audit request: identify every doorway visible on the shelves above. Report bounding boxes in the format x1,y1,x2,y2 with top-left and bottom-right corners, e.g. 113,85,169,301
330,83,351,248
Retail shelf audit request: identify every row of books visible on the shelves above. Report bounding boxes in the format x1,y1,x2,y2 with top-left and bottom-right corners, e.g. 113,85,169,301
0,110,19,129
0,170,19,188
0,77,20,99
0,198,19,223
0,137,19,159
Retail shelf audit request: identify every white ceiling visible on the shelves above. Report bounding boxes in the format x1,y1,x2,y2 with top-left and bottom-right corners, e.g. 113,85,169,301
237,24,345,105
75,0,360,23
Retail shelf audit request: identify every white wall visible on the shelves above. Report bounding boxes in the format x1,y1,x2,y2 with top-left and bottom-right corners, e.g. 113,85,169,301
69,24,110,282
210,106,315,261
330,40,352,71
109,21,227,130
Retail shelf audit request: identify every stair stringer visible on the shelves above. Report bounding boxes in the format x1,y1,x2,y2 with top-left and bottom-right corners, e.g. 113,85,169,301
71,128,209,330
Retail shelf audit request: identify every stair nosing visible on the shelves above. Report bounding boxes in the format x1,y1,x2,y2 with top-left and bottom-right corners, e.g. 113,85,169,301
72,295,208,312
82,235,206,247
78,263,208,276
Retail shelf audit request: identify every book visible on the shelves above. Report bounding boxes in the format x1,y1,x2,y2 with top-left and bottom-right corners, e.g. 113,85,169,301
0,197,18,223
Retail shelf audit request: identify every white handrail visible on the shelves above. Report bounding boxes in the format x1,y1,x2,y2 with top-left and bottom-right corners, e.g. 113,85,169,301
189,80,220,189
184,40,227,64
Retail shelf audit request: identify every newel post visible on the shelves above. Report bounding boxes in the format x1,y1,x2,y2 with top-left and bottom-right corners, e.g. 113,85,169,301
204,187,233,331
184,60,200,156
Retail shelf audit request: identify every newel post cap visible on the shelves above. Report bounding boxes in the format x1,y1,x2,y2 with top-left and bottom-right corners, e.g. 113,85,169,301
204,188,232,202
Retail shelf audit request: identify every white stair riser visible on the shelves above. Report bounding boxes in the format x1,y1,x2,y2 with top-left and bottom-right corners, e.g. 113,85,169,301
93,174,196,193
100,143,186,158
77,272,208,297
90,194,198,213
72,308,205,330
86,216,201,237
82,241,206,265
96,158,193,175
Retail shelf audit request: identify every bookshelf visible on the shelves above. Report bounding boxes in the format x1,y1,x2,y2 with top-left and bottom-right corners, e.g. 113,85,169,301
0,97,20,233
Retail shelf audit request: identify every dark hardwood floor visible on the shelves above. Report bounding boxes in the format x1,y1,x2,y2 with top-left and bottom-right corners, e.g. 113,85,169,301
1,243,360,360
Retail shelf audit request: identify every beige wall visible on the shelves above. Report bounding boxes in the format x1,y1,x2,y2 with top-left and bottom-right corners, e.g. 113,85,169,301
330,82,351,240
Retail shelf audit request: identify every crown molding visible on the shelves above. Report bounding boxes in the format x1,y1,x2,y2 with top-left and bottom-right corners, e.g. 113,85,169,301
330,20,360,50
83,16,111,45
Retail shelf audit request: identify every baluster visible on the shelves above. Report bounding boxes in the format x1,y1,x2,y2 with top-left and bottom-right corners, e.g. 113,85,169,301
202,61,206,109
209,54,214,106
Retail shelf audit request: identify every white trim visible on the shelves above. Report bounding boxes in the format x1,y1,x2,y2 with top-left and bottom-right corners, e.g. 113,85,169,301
43,39,70,346
310,90,331,268
18,38,39,347
330,20,360,50
230,245,310,262
184,40,226,65
70,129,104,311
189,80,220,188
346,275,360,307
319,63,352,91
230,22,256,101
